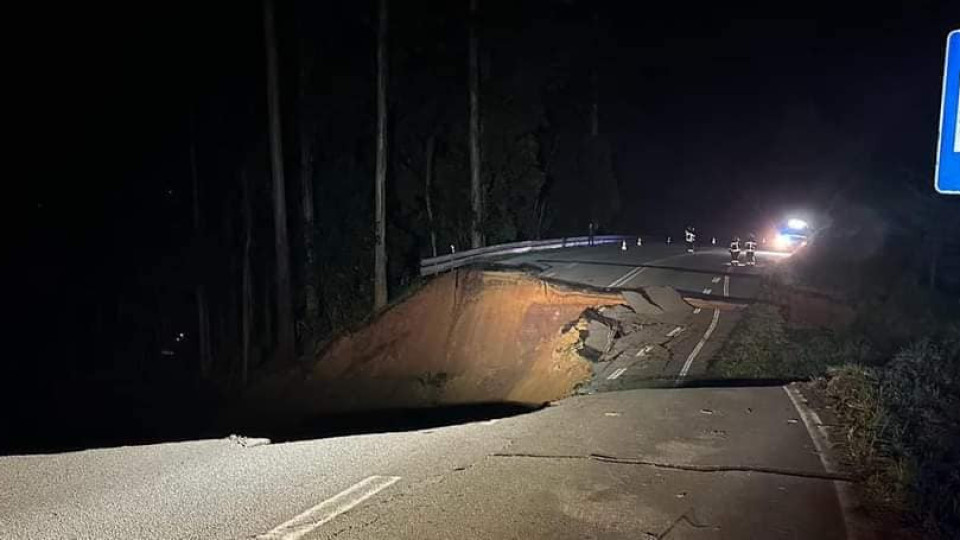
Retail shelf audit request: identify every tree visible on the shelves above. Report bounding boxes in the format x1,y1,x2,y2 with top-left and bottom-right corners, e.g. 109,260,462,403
468,0,483,249
240,169,253,386
188,112,212,378
373,0,389,310
424,132,438,257
263,0,294,362
298,35,320,332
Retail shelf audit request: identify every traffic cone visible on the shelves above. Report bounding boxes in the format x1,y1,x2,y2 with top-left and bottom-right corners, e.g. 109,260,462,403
667,236,672,244
637,237,642,246
712,237,717,245
621,240,627,251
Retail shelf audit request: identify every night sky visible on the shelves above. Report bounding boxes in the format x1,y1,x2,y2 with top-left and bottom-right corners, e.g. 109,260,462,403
10,0,958,372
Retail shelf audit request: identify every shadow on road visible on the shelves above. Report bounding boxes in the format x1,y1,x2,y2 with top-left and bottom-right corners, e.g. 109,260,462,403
1,391,542,456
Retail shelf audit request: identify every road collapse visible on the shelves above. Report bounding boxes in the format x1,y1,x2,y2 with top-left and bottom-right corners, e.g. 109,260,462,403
244,269,697,422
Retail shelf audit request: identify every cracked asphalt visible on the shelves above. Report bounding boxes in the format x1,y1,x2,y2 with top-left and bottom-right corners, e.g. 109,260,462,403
0,245,849,539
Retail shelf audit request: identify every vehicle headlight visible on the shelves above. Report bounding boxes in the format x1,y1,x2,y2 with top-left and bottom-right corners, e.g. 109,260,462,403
787,218,808,230
774,234,791,250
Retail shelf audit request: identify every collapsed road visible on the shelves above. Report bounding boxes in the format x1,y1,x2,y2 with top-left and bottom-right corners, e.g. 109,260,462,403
0,243,856,540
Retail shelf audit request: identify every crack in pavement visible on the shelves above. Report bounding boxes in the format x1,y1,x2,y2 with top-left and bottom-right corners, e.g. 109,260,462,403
651,508,716,539
490,452,856,482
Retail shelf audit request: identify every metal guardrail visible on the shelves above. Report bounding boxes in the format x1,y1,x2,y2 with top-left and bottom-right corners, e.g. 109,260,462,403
419,235,634,276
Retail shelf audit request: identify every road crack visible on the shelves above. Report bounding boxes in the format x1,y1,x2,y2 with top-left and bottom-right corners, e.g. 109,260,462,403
490,452,856,482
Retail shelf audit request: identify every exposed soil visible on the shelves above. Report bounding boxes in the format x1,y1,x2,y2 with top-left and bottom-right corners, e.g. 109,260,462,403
245,269,624,420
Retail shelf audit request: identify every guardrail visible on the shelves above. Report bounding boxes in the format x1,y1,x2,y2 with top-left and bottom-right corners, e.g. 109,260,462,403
420,235,634,276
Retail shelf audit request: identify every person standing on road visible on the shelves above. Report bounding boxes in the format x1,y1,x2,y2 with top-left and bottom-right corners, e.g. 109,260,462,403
685,225,696,253
729,236,741,266
744,234,758,266
588,220,596,247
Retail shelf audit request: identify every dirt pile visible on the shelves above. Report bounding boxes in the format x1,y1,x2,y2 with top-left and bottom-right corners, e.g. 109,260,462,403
248,269,623,418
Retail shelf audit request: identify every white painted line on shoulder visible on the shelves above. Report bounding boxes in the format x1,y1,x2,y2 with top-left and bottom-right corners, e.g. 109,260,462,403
711,276,721,283
675,308,720,384
258,476,401,540
723,275,730,297
702,288,712,295
784,386,860,539
542,270,556,278
692,307,702,314
666,326,683,337
635,344,653,357
607,367,627,380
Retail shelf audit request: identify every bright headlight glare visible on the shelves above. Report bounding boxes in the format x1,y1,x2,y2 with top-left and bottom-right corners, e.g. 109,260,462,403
774,234,791,249
787,218,808,230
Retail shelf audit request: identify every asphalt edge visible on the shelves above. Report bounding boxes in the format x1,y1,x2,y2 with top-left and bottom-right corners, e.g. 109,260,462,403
784,383,874,540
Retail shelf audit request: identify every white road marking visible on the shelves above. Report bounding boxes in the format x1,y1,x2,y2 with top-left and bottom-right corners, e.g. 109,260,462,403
666,326,683,337
711,276,721,283
702,288,712,295
675,308,720,383
784,385,859,539
607,367,627,380
723,275,730,297
693,307,702,314
258,476,401,540
635,344,653,357
607,266,645,288
541,270,556,278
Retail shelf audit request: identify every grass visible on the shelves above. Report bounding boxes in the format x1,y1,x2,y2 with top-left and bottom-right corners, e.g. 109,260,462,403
706,303,872,380
709,297,959,538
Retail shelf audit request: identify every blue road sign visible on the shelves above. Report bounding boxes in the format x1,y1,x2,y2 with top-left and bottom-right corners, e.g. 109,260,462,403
935,30,960,194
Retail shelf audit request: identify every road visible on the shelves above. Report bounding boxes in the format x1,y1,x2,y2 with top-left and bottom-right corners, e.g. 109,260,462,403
0,243,854,540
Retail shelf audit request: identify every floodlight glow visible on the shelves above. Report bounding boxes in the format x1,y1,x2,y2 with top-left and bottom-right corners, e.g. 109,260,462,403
774,233,791,250
787,218,808,230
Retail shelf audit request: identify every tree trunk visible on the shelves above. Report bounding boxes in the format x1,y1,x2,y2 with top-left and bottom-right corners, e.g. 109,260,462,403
590,11,599,139
264,0,295,363
424,133,438,258
189,114,212,379
298,41,319,331
468,0,483,249
374,0,389,310
240,169,253,386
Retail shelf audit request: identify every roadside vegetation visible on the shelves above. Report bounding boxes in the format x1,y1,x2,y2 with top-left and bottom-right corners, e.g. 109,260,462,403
707,187,959,537
709,291,959,537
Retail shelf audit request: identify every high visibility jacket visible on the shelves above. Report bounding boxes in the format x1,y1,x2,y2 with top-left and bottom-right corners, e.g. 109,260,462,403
745,241,757,251
730,241,740,251
685,230,695,242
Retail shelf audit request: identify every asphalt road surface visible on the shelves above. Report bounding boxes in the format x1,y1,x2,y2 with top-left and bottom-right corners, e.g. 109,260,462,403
0,243,855,540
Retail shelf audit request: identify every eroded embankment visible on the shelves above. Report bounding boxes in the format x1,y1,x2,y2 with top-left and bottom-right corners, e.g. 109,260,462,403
247,269,624,419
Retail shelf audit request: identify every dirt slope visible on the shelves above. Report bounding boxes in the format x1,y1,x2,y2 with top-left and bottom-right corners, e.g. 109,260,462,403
249,269,623,418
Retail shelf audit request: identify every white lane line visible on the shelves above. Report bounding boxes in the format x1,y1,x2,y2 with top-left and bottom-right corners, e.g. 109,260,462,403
635,344,653,357
693,307,702,314
784,385,859,539
674,255,733,384
542,270,556,278
675,308,720,384
258,476,401,540
711,276,721,283
666,326,683,338
607,266,645,288
607,367,627,380
702,287,713,295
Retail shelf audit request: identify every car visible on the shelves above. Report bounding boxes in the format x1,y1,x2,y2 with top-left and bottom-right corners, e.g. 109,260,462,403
771,218,810,252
